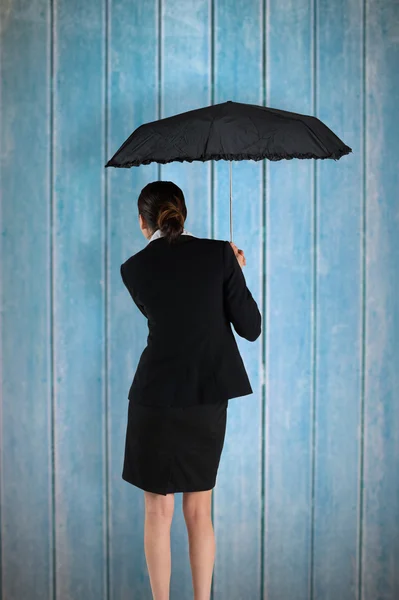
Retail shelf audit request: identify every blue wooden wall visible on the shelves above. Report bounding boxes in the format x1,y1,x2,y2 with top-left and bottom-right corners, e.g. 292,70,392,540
1,0,398,599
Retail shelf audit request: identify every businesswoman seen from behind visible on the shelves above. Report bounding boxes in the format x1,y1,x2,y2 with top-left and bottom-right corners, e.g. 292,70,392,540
120,180,261,600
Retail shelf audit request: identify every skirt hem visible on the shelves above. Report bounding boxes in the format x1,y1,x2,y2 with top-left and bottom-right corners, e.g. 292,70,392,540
122,473,216,496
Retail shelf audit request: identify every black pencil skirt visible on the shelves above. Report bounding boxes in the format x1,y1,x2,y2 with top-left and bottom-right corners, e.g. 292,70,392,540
122,398,229,495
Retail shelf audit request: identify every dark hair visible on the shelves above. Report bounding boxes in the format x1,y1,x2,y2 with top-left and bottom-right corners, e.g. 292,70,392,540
137,181,187,245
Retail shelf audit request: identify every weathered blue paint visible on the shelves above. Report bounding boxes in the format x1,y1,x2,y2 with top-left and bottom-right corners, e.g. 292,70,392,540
363,1,399,599
1,1,398,599
0,2,52,599
313,1,364,599
213,1,264,599
107,1,159,598
159,1,212,597
52,0,106,598
265,1,314,598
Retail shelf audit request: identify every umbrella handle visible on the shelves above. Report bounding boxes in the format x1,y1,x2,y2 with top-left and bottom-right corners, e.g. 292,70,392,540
229,160,233,242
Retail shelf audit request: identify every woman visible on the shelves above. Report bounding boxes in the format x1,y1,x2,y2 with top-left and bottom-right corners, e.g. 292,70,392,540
120,180,261,600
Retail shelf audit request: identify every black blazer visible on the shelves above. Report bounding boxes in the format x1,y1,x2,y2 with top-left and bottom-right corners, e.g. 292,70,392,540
120,234,261,407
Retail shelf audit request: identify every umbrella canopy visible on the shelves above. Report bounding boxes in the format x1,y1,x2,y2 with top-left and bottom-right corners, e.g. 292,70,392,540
106,100,352,241
105,100,352,168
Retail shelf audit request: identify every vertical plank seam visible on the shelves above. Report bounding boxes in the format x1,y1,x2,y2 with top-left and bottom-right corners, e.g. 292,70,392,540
0,2,3,597
210,0,215,240
157,0,162,181
263,0,271,596
209,1,215,598
103,0,111,597
309,0,318,598
49,0,56,597
357,0,367,598
261,0,268,598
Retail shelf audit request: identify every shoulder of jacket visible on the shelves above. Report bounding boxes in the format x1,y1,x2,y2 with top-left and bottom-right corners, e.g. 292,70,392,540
196,238,229,259
195,237,228,248
121,250,144,273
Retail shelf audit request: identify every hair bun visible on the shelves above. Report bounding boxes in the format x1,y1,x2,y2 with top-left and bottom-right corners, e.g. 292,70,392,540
157,201,185,230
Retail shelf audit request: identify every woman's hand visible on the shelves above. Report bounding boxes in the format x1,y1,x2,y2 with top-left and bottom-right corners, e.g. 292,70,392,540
230,242,246,268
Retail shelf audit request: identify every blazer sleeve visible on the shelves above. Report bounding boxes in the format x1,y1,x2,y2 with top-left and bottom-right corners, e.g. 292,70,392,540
120,262,148,318
222,241,261,341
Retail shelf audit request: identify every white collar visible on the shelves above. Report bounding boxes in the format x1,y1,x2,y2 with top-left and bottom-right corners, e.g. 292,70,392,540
148,227,194,243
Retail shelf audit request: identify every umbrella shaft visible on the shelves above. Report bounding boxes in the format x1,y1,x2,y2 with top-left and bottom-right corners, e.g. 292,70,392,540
229,161,233,242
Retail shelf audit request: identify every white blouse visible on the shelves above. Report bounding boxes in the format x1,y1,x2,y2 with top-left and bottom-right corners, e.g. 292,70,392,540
148,227,194,243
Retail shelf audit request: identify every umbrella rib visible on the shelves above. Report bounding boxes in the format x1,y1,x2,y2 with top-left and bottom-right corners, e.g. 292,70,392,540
203,103,226,158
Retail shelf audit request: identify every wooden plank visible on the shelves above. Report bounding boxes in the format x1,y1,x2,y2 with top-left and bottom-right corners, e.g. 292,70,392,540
2,4,398,600
53,1,106,597
0,2,53,599
312,2,364,599
363,1,399,599
160,0,212,236
159,1,212,596
213,1,264,598
107,1,159,598
265,1,313,598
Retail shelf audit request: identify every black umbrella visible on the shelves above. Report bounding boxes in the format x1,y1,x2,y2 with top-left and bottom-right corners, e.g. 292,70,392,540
106,100,351,240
